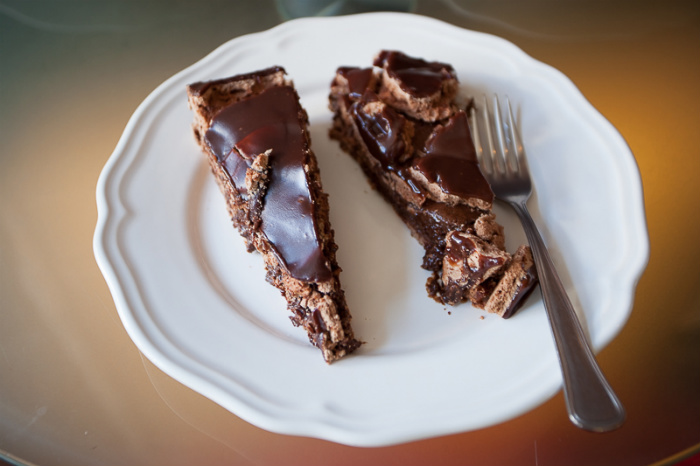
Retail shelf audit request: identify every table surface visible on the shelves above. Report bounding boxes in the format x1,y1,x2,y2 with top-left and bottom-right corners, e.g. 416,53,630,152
1,1,699,465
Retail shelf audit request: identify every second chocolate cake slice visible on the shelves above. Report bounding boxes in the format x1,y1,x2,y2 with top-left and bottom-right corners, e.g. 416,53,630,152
329,51,538,318
187,67,361,363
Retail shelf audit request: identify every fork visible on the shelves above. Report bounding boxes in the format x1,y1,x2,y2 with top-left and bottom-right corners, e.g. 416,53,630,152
471,95,626,432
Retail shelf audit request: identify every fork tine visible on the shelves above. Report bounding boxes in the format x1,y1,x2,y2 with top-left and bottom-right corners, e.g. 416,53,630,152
470,101,487,173
504,96,528,175
472,94,527,178
478,95,497,175
491,94,510,175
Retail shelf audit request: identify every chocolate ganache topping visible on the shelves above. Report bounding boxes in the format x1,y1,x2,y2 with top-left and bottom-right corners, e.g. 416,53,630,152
341,59,493,209
352,92,409,170
204,85,332,282
337,67,374,99
444,232,508,281
374,50,456,97
413,111,494,205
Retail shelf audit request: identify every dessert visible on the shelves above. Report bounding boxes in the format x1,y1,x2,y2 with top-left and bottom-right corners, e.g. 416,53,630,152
329,51,537,318
187,67,361,362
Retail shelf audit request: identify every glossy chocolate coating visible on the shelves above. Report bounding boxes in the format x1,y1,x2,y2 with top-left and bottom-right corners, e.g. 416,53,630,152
374,50,456,97
351,92,408,170
350,94,493,207
204,85,332,282
413,111,494,205
337,67,374,99
445,232,506,274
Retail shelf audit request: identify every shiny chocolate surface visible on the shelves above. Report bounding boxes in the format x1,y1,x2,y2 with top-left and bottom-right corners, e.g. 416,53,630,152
414,111,493,204
374,50,456,97
205,85,331,282
337,66,374,99
351,92,410,169
444,231,507,274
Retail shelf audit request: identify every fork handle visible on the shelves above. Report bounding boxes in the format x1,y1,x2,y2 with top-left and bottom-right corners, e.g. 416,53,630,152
511,200,626,432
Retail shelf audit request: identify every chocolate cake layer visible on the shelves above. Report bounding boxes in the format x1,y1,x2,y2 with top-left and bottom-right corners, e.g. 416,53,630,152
188,67,361,362
329,51,538,318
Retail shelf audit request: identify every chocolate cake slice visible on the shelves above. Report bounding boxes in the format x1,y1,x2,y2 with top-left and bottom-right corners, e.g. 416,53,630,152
329,51,538,318
187,67,361,362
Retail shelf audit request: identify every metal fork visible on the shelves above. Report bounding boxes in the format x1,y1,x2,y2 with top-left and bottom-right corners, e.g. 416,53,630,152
471,95,626,432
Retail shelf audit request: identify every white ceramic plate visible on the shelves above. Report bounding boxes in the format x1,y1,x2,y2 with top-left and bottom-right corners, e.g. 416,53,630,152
94,13,648,446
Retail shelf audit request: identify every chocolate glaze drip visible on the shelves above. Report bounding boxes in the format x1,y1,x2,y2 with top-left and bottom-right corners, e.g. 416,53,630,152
374,50,456,97
204,85,332,282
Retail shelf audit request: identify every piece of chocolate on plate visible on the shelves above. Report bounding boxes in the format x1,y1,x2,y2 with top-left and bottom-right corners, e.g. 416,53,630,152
187,67,361,363
329,50,538,318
